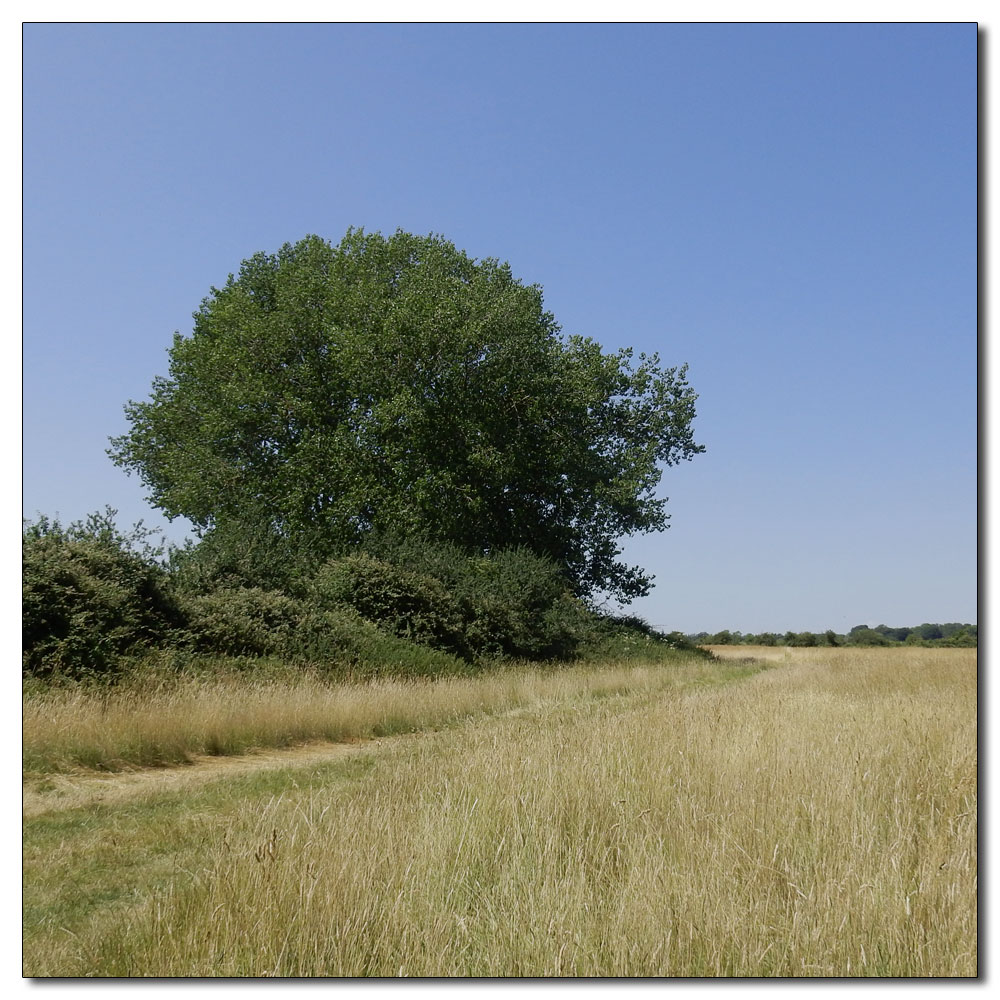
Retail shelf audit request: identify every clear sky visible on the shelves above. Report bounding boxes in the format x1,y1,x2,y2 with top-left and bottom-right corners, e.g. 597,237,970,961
22,22,977,635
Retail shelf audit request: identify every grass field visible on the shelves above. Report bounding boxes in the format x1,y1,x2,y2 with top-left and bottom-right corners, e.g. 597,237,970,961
22,646,976,977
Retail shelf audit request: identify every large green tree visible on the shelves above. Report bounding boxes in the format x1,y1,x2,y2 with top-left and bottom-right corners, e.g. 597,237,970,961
110,229,703,601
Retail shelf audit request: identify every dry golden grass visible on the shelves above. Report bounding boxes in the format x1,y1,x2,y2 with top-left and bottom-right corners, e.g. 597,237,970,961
23,653,728,776
24,647,976,977
703,643,794,662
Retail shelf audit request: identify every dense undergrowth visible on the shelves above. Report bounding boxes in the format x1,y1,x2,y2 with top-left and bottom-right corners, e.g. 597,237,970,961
23,509,701,685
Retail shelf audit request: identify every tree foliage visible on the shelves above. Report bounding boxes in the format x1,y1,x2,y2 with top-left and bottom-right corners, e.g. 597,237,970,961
690,623,976,648
109,229,703,602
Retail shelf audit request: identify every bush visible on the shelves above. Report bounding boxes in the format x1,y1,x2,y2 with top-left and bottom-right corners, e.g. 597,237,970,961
453,548,590,660
177,587,309,658
22,510,180,677
177,588,470,678
167,518,327,597
310,555,468,655
578,614,710,661
357,537,592,661
358,532,473,587
309,545,590,662
25,509,677,680
328,618,473,679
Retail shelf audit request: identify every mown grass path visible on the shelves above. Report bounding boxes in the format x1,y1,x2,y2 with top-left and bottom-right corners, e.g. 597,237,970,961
24,739,369,818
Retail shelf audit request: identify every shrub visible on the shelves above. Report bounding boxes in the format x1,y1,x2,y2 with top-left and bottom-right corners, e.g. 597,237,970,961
310,555,468,655
22,510,180,677
579,613,710,660
177,587,308,658
357,536,592,661
332,621,473,679
452,548,590,660
358,532,472,587
167,518,327,597
176,586,470,678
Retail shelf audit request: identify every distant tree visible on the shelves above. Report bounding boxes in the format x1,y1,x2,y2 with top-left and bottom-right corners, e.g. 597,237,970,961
822,629,840,646
873,624,910,642
109,230,704,604
710,630,733,645
847,628,890,646
940,623,969,639
944,628,977,647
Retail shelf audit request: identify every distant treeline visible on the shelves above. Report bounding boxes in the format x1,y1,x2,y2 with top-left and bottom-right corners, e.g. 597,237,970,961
688,623,977,648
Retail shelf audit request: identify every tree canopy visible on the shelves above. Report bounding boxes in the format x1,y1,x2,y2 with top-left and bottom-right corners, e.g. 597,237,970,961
110,229,703,602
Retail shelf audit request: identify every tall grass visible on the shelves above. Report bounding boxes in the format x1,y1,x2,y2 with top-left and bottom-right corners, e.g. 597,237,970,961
24,647,976,977
23,650,727,776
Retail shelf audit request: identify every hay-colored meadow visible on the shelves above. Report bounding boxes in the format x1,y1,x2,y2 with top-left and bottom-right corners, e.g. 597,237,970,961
23,647,976,977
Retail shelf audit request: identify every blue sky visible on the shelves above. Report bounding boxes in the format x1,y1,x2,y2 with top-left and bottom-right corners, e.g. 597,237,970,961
22,22,977,634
